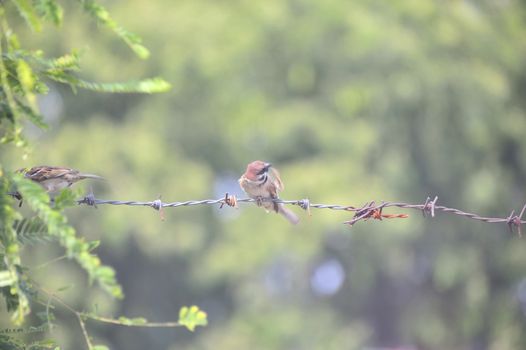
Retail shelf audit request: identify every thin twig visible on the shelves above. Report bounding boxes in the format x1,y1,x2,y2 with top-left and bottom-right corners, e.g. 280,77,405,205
77,313,93,350
38,286,93,349
34,254,68,270
35,282,189,350
85,314,181,328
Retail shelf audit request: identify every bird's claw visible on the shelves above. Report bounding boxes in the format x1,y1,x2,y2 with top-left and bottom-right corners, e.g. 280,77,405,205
255,196,264,207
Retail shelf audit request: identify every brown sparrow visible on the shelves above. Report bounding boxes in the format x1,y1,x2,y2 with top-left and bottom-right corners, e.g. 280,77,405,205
238,160,299,225
17,165,104,195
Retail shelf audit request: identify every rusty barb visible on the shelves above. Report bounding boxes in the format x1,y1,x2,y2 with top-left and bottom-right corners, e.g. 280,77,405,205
341,195,435,225
506,204,526,238
343,201,409,227
69,191,526,237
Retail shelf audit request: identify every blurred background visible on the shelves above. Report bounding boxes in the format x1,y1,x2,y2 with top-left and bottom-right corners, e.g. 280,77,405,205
2,0,526,349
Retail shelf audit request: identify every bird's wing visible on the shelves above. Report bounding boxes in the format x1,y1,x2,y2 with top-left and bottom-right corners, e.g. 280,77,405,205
268,167,284,192
25,166,76,181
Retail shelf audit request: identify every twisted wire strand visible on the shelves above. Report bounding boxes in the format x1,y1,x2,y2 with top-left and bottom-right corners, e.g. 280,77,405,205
75,193,526,236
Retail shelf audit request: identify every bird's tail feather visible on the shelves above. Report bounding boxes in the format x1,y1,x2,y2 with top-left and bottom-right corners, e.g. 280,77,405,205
78,173,105,180
278,204,300,225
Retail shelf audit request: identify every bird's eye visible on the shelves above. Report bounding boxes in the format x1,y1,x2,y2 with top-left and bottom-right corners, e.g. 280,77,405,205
257,163,271,175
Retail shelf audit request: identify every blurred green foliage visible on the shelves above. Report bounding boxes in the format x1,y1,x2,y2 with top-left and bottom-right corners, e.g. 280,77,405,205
2,0,526,349
1,1,196,349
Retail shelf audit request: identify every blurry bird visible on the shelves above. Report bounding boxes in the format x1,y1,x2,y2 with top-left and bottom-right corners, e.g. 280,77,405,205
238,160,299,225
11,166,104,206
18,165,104,193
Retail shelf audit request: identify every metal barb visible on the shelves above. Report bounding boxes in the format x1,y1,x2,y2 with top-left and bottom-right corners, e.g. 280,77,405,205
297,198,311,216
220,193,238,209
344,201,376,226
151,196,165,220
78,188,97,208
506,204,526,238
422,197,430,217
151,198,162,211
430,196,438,217
422,196,438,217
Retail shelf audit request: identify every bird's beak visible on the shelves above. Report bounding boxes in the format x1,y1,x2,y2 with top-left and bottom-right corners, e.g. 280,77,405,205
257,163,272,175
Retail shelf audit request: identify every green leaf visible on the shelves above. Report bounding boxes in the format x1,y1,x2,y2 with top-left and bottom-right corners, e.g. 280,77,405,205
49,51,81,71
27,338,57,349
36,310,56,323
53,188,77,209
6,31,21,51
34,0,64,26
13,217,51,245
11,0,42,32
13,176,49,205
68,77,171,94
15,100,48,130
92,345,109,350
79,0,150,59
178,305,208,332
5,49,80,73
0,270,15,287
88,240,100,251
56,285,73,292
0,174,30,324
16,60,35,95
12,176,123,299
0,285,20,313
44,70,171,93
0,334,24,350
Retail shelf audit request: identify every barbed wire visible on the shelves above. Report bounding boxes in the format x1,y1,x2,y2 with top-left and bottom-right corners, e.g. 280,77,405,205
75,192,526,237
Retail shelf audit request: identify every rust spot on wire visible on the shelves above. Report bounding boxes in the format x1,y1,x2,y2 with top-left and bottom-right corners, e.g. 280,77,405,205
220,193,238,208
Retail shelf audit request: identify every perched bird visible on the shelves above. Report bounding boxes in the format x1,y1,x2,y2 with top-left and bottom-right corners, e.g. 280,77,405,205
17,165,104,195
238,160,299,225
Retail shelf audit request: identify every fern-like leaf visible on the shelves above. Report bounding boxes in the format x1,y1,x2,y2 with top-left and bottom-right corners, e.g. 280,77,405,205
44,70,171,93
11,0,42,32
13,176,124,299
13,217,51,245
78,0,150,59
47,51,81,71
15,99,48,130
34,0,64,26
